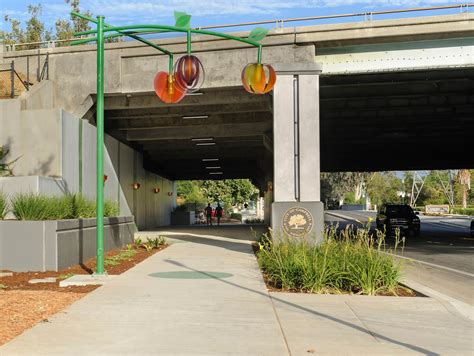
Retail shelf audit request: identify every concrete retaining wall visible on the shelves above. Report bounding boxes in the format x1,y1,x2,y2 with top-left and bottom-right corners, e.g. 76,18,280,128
341,204,365,211
0,96,176,229
170,211,196,225
0,216,135,272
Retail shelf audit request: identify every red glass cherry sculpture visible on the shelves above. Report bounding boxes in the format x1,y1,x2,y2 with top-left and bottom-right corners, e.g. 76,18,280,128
154,71,186,104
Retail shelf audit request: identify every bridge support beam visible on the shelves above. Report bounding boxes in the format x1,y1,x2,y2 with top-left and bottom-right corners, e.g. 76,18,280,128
271,63,324,243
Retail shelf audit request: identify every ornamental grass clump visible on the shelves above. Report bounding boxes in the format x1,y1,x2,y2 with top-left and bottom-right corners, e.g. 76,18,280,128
68,194,96,218
11,193,120,220
257,225,403,295
12,194,73,220
104,199,120,217
0,191,8,219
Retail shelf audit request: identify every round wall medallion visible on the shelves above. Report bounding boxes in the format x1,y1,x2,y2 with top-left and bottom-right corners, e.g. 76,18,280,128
282,207,314,237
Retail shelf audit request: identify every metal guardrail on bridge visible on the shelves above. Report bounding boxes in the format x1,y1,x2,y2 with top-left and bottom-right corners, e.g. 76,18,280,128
1,4,473,52
0,52,49,98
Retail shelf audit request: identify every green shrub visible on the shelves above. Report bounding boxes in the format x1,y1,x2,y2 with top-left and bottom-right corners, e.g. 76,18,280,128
451,207,474,216
257,226,402,295
0,191,8,219
230,213,242,221
174,204,187,212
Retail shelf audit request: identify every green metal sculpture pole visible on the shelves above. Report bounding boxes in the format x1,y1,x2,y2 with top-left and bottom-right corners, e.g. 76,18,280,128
95,15,105,275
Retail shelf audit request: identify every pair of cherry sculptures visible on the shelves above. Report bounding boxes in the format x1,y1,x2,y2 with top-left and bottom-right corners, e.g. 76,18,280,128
154,55,276,103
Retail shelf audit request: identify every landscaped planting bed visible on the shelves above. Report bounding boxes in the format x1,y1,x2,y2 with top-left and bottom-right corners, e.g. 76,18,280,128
256,226,417,297
0,237,167,346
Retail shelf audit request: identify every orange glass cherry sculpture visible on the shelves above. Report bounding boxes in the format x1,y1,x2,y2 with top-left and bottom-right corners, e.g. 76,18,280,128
154,71,186,103
174,55,205,93
241,63,276,94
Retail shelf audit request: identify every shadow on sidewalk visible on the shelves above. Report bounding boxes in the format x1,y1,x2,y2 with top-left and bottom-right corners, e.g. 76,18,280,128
164,259,439,356
151,225,267,254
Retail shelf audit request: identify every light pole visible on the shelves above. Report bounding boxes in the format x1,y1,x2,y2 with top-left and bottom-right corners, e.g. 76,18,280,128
95,15,105,274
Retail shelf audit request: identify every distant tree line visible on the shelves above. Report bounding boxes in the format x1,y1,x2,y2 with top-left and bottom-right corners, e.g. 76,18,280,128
321,170,473,209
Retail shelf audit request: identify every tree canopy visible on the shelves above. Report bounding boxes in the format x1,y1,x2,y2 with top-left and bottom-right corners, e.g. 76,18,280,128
177,179,259,211
321,170,473,208
1,0,93,46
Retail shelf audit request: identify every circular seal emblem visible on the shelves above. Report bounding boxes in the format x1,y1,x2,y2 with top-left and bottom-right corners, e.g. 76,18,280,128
282,207,314,237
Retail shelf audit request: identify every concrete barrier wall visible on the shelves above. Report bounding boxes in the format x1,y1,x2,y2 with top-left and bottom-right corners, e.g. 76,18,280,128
0,176,65,197
0,216,135,272
341,204,365,211
0,98,176,229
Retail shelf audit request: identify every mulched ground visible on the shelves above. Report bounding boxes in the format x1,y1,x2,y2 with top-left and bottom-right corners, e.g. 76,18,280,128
252,243,421,297
0,244,168,346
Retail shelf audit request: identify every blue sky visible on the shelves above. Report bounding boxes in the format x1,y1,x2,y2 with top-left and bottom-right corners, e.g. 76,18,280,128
0,1,466,32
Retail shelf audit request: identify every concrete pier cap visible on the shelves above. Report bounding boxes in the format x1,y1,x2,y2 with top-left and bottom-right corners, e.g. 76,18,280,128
271,62,324,244
273,62,323,75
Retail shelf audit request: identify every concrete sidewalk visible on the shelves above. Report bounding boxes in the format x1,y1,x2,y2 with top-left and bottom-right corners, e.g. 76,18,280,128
2,226,473,355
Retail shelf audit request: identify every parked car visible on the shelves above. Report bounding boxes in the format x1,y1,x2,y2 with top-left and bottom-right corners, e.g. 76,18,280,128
470,220,474,237
376,204,420,237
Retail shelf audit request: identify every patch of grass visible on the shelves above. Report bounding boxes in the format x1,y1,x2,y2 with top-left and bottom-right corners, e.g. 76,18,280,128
104,248,137,266
0,191,8,219
58,273,75,280
0,283,7,289
451,207,474,216
257,225,403,296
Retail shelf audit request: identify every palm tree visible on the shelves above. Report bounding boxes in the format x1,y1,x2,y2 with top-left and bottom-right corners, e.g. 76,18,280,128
458,170,471,209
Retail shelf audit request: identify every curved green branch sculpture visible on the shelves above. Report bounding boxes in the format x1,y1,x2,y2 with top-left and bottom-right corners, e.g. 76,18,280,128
69,11,276,275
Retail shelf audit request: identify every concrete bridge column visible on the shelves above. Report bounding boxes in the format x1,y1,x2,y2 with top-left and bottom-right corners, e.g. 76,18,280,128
271,63,324,242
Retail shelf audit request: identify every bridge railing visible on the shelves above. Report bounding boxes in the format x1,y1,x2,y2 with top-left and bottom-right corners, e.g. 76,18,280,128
0,52,49,98
2,3,473,52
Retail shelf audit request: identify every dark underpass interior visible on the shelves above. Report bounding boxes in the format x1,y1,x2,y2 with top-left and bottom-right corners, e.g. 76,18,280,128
101,67,474,184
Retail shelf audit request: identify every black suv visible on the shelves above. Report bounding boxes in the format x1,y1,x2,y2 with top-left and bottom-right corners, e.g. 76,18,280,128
376,204,420,237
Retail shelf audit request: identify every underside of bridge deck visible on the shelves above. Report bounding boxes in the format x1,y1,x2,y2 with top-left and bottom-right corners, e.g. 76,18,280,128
101,67,473,182
104,88,273,184
320,67,474,172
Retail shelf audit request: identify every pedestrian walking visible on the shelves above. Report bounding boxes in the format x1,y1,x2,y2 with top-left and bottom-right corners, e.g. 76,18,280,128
215,203,223,226
205,203,213,226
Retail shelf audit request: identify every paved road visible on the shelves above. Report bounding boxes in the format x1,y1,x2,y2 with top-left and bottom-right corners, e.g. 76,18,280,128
325,210,474,306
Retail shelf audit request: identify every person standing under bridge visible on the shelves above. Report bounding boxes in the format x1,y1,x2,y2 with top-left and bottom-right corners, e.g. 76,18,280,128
215,203,223,226
205,203,213,226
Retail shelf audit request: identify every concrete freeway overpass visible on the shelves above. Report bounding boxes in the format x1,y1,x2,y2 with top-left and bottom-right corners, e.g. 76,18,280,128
1,12,473,232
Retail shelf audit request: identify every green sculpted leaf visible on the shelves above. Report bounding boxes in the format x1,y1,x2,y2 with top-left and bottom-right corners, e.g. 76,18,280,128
174,11,191,29
248,27,268,42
